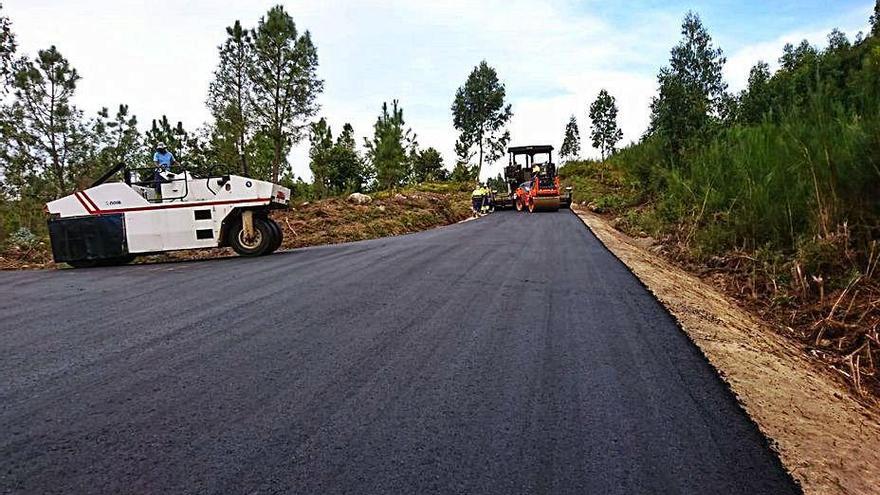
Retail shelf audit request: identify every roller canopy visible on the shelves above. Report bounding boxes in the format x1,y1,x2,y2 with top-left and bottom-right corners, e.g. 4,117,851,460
508,145,554,155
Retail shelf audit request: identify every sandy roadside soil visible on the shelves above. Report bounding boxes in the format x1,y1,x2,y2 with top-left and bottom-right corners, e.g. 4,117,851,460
574,207,880,495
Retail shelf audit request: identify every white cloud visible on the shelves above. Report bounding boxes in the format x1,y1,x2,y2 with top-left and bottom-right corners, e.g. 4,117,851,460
8,0,869,184
724,4,873,92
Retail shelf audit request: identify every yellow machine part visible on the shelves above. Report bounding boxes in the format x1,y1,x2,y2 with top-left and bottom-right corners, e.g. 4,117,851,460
529,196,560,212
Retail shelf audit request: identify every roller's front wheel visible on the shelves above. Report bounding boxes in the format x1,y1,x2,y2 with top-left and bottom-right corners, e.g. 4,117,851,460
229,217,274,257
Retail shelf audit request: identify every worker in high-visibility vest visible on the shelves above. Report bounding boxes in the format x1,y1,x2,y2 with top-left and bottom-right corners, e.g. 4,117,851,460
472,183,488,217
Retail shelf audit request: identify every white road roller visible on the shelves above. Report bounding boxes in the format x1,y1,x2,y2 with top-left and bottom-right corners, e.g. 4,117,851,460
46,164,291,267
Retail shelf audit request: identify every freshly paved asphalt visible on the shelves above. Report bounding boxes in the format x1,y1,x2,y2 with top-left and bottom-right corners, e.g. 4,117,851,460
0,210,798,494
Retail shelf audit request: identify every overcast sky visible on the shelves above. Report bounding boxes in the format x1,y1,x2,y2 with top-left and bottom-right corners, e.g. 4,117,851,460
4,0,875,180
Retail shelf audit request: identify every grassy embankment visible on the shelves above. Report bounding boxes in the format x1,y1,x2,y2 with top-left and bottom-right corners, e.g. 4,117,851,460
0,182,472,269
561,97,880,399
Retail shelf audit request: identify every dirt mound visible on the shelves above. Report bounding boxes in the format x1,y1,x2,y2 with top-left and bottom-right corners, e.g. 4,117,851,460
272,191,470,250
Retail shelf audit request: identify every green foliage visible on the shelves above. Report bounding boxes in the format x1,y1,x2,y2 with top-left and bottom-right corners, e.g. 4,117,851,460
365,100,416,190
486,173,506,193
449,162,478,183
657,95,880,252
613,17,880,257
249,4,323,183
558,159,640,211
308,117,333,196
588,89,622,160
451,60,512,176
327,123,367,192
207,20,255,176
7,226,37,249
278,173,315,202
0,5,334,244
737,61,772,124
0,3,15,91
606,138,662,190
413,181,469,194
559,115,581,161
309,119,367,196
10,46,90,194
143,116,216,175
93,104,143,171
871,0,879,37
411,147,447,183
649,11,727,161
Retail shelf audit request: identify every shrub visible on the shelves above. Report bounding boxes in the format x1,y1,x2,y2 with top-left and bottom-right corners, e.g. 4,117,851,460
7,227,39,250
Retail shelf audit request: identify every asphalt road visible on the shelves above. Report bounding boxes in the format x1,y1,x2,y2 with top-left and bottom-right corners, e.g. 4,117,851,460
1,210,798,494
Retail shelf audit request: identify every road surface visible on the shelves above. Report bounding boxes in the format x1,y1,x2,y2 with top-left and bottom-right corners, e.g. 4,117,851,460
0,211,798,494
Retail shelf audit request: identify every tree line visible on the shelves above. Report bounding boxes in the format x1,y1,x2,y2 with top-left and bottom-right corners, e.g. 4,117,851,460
0,3,517,242
595,2,880,256
0,4,326,238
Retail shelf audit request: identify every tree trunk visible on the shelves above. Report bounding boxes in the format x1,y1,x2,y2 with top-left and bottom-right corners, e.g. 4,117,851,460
239,130,248,176
272,137,281,184
477,140,483,181
47,82,65,194
236,54,249,177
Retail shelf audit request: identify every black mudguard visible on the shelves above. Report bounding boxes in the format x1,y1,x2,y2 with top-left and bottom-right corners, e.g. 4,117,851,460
47,214,128,263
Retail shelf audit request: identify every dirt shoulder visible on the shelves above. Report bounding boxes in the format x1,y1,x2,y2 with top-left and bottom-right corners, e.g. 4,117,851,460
574,207,880,495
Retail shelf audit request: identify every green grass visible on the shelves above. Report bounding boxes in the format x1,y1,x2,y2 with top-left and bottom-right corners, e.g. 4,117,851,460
558,160,642,214
657,96,880,255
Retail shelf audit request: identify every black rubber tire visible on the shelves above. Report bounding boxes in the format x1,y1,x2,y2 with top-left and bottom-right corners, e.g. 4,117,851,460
266,218,283,253
228,217,274,257
515,197,524,212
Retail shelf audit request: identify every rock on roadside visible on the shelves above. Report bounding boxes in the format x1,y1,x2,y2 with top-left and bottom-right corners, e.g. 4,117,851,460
347,193,372,204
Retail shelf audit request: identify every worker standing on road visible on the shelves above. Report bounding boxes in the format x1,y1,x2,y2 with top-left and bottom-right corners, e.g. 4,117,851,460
472,183,487,217
481,186,492,215
152,142,177,195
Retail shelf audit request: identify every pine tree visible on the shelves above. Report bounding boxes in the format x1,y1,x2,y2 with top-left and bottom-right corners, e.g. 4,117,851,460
451,60,512,178
737,62,771,124
365,100,416,190
871,0,880,37
207,20,254,176
249,5,323,183
559,115,581,161
649,11,727,160
93,104,142,169
328,123,366,192
308,117,333,197
450,161,478,183
588,90,623,160
0,2,16,92
411,147,446,182
11,46,85,194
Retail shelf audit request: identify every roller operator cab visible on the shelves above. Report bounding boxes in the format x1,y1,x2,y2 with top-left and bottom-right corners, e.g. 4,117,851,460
45,163,291,268
500,145,572,212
